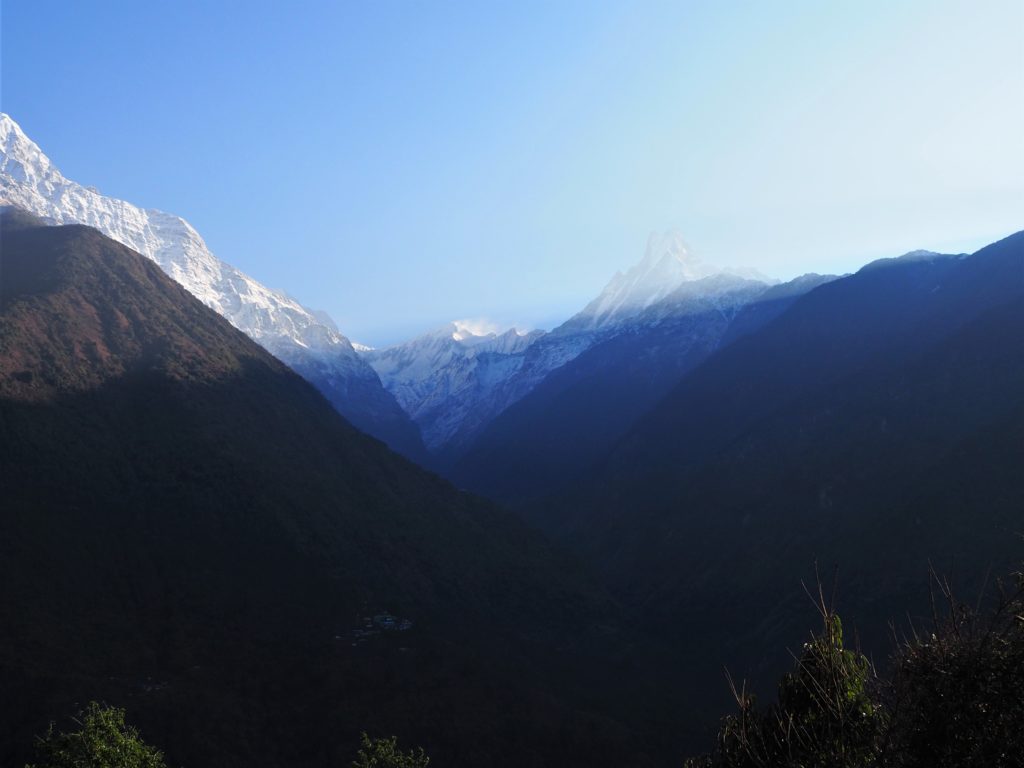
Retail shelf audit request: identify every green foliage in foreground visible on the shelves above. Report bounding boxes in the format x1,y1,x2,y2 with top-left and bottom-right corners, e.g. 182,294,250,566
351,733,430,768
25,702,167,768
686,570,1024,768
22,569,1021,768
24,707,434,768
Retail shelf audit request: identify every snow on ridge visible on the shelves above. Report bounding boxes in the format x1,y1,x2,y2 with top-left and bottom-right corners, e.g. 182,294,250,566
0,112,377,384
364,233,772,453
574,229,773,331
451,318,503,340
361,319,546,449
6,98,783,458
371,319,541,352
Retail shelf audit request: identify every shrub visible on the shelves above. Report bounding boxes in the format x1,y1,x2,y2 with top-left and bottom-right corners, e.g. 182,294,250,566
685,599,882,768
351,733,430,768
880,570,1024,767
26,701,167,768
686,568,1024,768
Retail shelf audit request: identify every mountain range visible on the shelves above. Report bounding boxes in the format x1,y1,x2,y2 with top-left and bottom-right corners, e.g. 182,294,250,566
0,209,689,768
525,231,1024,712
0,113,425,461
361,322,545,452
451,270,836,501
363,231,804,466
2,111,1021,767
0,115,843,477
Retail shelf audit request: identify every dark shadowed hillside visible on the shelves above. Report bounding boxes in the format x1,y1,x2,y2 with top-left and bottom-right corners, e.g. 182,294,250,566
0,211,679,768
524,232,1024,735
453,273,835,503
286,349,431,466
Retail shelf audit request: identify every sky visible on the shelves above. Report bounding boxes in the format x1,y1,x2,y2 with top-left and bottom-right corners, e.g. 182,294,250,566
3,0,1022,346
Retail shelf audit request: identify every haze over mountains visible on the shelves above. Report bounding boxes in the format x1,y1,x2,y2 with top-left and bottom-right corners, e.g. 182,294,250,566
541,230,1024,705
363,231,806,464
1,113,841,473
0,208,687,767
451,270,837,501
1,111,1021,767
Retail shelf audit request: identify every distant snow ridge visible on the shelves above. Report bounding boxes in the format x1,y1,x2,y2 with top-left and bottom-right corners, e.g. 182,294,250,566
571,231,772,331
481,233,775,419
0,113,339,352
366,232,774,459
0,113,422,457
362,322,544,450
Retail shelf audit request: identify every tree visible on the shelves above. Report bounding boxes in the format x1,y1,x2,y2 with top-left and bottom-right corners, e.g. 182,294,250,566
880,569,1024,768
26,701,167,768
685,580,884,768
685,567,1024,768
351,733,430,768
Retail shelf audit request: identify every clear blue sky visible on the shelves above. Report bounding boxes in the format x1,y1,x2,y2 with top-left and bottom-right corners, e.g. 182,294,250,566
3,1,1022,345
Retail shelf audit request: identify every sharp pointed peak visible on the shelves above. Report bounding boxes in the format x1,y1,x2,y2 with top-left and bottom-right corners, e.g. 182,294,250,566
1,113,41,150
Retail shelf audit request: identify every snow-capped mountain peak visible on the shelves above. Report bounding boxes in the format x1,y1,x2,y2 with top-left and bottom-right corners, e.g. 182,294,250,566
360,232,777,456
580,231,708,325
361,321,545,450
1,114,57,186
574,229,772,331
449,321,539,352
0,113,328,349
450,318,501,341
0,112,424,457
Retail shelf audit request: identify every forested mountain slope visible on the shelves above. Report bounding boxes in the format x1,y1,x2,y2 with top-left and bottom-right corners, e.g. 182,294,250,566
527,232,1024,722
0,211,677,768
